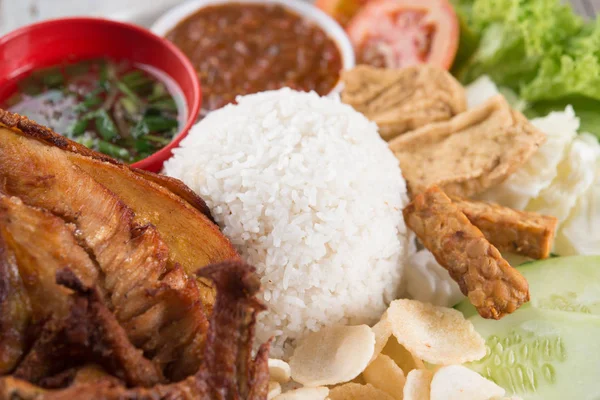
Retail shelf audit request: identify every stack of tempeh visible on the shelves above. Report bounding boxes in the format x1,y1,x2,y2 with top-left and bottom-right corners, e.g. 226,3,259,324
343,66,559,319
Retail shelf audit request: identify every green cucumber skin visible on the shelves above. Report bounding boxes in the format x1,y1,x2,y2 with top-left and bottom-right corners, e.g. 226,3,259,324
461,256,600,399
518,256,600,315
467,308,600,400
456,255,600,318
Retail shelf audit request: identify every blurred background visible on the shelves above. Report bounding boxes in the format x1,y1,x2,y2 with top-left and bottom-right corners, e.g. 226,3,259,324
0,0,180,34
0,0,598,35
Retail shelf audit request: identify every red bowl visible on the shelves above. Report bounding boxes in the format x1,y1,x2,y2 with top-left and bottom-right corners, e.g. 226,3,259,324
0,17,201,172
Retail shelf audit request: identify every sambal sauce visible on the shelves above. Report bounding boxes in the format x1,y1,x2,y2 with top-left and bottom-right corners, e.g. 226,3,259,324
166,3,343,113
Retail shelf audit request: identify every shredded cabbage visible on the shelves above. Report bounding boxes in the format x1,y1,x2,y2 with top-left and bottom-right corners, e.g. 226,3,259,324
404,250,465,308
480,107,579,209
555,137,600,256
465,76,499,109
526,133,599,222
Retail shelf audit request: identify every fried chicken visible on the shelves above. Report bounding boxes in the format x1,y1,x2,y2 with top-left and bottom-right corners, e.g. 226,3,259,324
0,109,239,314
13,269,164,388
0,109,268,397
0,193,100,375
0,263,270,400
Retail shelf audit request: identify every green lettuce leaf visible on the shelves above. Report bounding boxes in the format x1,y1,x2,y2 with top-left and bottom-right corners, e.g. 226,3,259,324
452,0,600,137
455,0,582,86
522,19,600,102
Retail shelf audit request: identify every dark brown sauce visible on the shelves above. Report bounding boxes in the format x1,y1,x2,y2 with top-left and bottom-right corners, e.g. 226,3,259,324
166,3,343,114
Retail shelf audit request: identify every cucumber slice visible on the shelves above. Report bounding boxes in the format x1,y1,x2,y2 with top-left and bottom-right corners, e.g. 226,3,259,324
467,308,600,400
519,255,600,314
455,297,478,319
456,255,600,318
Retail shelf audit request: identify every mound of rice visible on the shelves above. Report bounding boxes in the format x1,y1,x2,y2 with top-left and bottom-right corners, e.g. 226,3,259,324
164,89,410,357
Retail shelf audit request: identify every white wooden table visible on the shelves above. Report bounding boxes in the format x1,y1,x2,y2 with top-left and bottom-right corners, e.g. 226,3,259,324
0,0,182,35
0,0,597,36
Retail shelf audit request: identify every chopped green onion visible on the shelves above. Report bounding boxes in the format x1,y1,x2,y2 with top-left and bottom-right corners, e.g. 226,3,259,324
122,71,153,92
119,97,138,116
149,97,178,112
131,119,149,139
95,110,119,141
148,83,168,102
42,69,64,88
75,88,104,112
116,81,142,104
134,138,153,153
99,61,116,91
68,118,90,136
145,135,172,145
143,115,178,132
122,70,144,84
68,110,99,136
96,140,130,160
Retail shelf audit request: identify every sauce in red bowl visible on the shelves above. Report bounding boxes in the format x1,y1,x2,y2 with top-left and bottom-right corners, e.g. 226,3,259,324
0,18,201,172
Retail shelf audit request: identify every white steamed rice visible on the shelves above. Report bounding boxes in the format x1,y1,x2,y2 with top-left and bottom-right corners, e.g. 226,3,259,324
164,89,410,357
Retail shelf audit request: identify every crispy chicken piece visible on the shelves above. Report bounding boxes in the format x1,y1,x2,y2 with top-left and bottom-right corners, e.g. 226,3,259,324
0,110,269,396
71,365,122,386
0,194,100,318
14,269,164,388
389,95,546,198
403,186,530,319
0,376,46,400
0,109,211,214
0,195,162,386
0,229,30,375
453,197,558,259
341,65,467,141
133,168,215,223
0,262,270,400
0,194,101,375
35,365,122,390
0,109,239,312
69,155,231,311
0,126,209,380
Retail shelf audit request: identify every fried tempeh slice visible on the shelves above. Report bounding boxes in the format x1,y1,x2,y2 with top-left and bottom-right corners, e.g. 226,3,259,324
389,95,546,198
453,197,558,259
342,65,467,141
403,186,530,319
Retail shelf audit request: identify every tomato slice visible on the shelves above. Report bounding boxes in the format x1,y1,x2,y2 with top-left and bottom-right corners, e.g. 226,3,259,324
346,0,459,70
315,0,371,26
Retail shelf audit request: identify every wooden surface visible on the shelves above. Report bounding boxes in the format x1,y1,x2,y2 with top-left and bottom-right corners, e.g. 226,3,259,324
0,0,598,36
